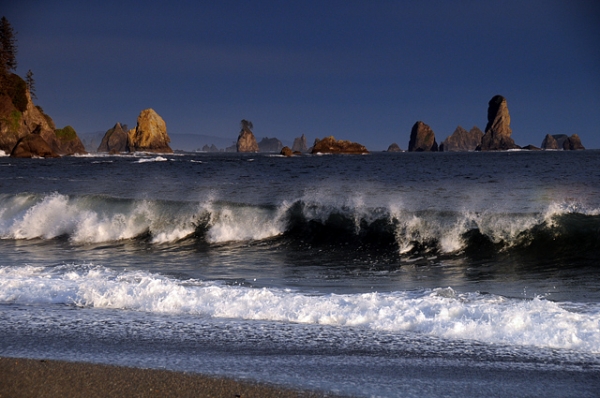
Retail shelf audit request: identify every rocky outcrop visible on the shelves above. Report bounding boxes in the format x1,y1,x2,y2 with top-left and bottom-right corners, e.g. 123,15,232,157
408,121,438,152
310,136,368,154
10,132,59,158
51,125,86,155
387,143,402,152
98,123,128,153
236,120,259,152
563,134,585,150
478,95,519,151
127,109,173,153
280,146,293,157
0,74,56,154
541,134,559,150
541,134,585,150
522,144,541,151
292,134,308,152
258,137,283,152
201,144,220,152
439,126,483,152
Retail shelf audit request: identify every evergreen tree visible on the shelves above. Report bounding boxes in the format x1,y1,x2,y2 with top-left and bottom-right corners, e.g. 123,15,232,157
26,69,36,98
0,16,18,88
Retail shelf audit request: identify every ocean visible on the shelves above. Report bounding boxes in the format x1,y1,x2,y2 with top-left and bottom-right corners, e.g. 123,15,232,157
0,150,599,397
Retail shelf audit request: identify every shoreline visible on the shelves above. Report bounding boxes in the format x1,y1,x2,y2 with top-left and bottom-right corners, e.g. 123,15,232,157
0,357,339,398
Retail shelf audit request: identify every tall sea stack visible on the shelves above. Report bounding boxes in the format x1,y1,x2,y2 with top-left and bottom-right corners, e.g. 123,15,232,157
408,121,438,152
236,119,259,152
478,95,519,151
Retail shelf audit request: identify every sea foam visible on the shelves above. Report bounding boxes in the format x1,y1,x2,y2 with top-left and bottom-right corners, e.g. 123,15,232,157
1,264,599,353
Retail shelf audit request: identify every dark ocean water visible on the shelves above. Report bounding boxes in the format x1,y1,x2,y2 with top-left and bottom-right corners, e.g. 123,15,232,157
1,150,599,397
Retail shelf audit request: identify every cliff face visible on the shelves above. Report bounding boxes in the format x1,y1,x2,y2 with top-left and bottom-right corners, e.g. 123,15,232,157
127,109,173,153
408,121,438,152
440,126,483,152
478,95,519,151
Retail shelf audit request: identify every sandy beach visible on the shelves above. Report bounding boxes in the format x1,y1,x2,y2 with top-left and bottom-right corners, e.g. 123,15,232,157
0,357,336,398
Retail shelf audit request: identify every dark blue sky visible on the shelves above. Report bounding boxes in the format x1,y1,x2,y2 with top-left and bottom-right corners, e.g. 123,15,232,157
6,0,600,149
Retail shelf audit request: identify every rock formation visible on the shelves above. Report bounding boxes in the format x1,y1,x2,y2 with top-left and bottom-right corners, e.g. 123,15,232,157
310,136,369,154
387,143,402,152
236,120,259,152
408,121,438,152
10,133,59,158
541,134,559,150
280,146,293,157
478,95,519,151
51,125,86,155
258,137,283,152
0,73,85,156
563,134,585,150
200,144,220,152
127,109,173,153
98,123,128,153
292,134,308,152
439,126,483,152
522,144,541,151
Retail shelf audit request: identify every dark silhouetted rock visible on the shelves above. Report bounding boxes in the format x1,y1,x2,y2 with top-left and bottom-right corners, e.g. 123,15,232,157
387,143,402,152
563,134,585,150
280,146,293,157
258,137,283,152
478,95,519,151
408,121,438,152
236,120,259,152
523,144,541,151
311,136,369,154
440,126,483,152
10,133,59,158
201,144,219,152
292,134,308,152
541,134,559,150
98,123,128,153
127,109,173,153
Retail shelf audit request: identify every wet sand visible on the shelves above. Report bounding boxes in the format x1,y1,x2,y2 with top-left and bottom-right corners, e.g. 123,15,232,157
0,357,337,398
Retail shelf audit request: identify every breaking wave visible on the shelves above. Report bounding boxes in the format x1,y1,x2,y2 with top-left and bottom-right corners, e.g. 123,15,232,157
0,193,598,258
1,263,599,352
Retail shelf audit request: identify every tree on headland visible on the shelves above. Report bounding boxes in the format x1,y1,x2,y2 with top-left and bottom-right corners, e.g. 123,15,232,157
240,119,253,132
0,16,18,87
26,69,36,98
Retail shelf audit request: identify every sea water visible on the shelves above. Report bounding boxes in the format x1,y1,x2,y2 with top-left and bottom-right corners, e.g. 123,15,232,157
0,151,599,397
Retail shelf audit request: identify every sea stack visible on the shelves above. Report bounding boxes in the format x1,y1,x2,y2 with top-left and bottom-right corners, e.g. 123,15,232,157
292,134,308,152
236,120,259,152
98,123,128,153
541,134,559,150
478,95,519,151
127,109,173,153
563,134,585,150
408,121,438,152
439,126,483,152
311,136,369,154
387,143,402,152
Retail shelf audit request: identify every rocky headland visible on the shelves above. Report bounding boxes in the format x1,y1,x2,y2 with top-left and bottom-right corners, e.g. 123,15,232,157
408,121,438,152
0,73,85,157
311,136,368,154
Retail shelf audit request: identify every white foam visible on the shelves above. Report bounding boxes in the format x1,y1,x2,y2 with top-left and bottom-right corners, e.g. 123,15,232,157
1,264,599,352
136,156,168,163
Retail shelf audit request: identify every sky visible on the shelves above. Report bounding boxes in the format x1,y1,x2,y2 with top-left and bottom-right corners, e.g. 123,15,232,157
5,0,600,150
